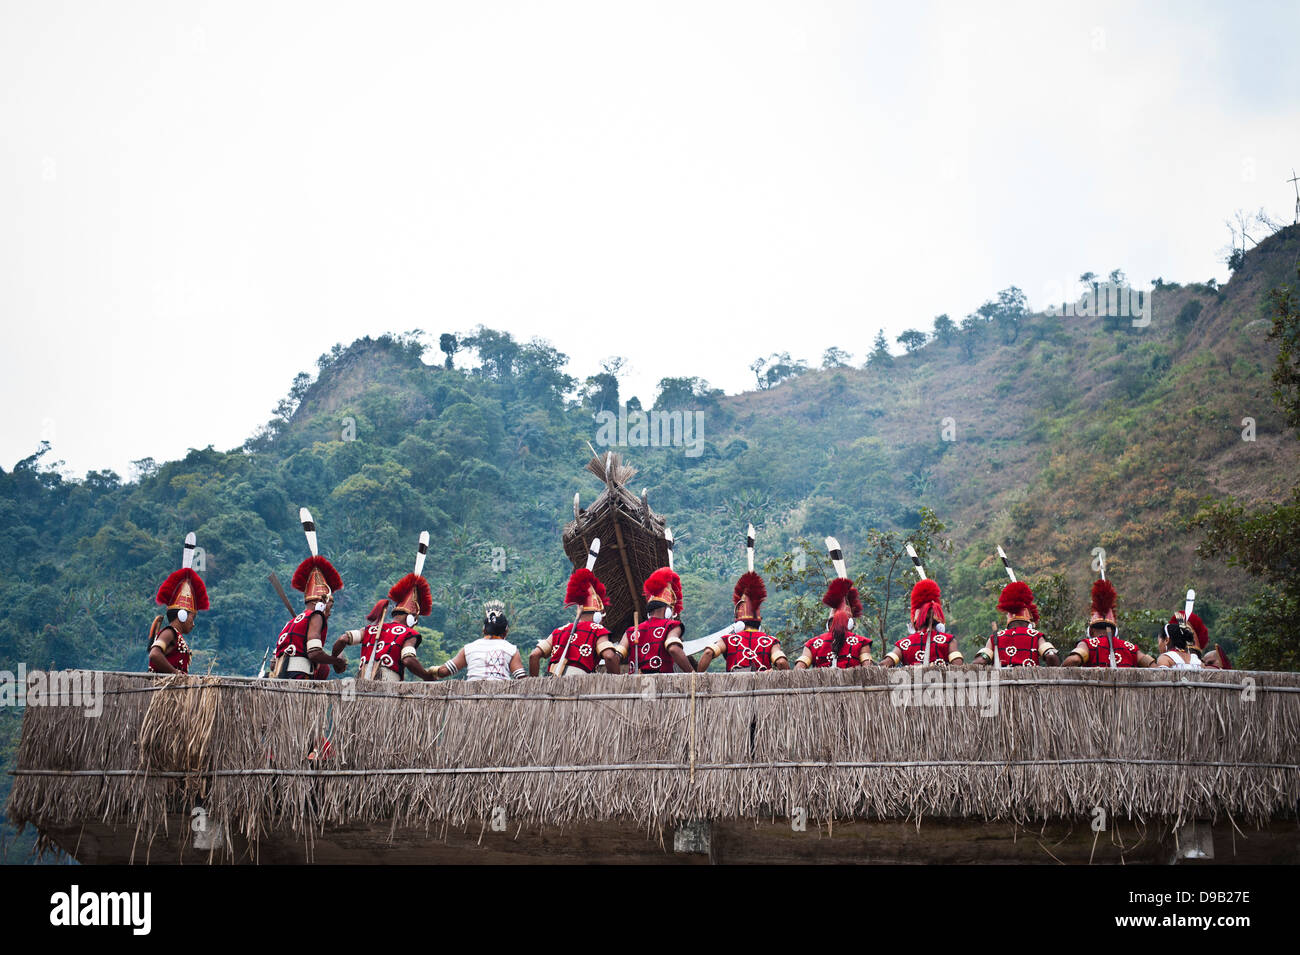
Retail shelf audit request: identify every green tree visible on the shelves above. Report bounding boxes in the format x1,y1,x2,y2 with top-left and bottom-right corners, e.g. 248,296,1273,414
897,329,927,353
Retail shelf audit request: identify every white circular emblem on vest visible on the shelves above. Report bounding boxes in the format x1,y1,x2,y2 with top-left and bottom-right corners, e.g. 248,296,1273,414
295,613,307,623
653,626,666,639
392,626,407,635
579,644,592,656
758,637,772,648
728,635,742,647
900,639,911,650
284,646,297,656
649,656,662,669
847,636,859,647
1006,646,1017,656
741,647,757,661
813,639,824,648
380,654,393,667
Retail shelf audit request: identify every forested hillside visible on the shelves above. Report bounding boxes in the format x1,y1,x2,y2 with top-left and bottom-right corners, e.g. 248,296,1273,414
3,224,1298,861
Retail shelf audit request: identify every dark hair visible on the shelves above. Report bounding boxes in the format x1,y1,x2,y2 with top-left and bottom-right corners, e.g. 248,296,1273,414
166,609,181,623
484,612,509,637
1162,622,1190,651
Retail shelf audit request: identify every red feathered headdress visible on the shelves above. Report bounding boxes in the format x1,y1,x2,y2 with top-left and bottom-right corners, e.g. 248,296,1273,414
909,579,943,627
733,571,767,620
644,567,683,615
822,577,863,618
365,599,389,623
292,555,343,600
997,581,1034,617
565,567,607,612
389,573,432,617
1089,579,1118,626
155,568,209,613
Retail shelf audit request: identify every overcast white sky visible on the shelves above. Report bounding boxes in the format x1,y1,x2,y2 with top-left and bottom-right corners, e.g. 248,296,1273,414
3,0,1299,477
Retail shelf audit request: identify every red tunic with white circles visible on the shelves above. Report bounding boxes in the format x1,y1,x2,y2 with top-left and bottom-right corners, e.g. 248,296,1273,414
990,623,1041,666
359,621,422,680
274,611,330,676
625,618,684,673
1079,634,1140,667
546,620,610,674
893,629,957,665
802,631,871,668
718,629,782,671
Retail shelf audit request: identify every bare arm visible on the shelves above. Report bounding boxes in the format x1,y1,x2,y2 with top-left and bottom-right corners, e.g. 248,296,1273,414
402,637,437,681
148,644,178,674
695,647,716,672
529,646,545,677
434,648,467,680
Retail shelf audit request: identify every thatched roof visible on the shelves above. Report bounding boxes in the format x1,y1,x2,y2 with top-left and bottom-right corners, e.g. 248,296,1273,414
9,667,1300,860
562,451,670,638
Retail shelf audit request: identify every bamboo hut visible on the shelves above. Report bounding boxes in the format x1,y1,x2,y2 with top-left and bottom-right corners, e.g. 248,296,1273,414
562,450,670,640
8,666,1300,864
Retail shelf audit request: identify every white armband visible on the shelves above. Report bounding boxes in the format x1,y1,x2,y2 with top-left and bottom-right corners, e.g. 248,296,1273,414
306,638,324,651
401,645,418,660
151,639,169,651
344,629,363,646
443,658,460,675
511,668,527,680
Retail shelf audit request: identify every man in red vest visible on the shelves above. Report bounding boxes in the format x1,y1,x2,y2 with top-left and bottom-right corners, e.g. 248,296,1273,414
273,550,347,679
972,581,1059,667
618,568,695,674
1062,579,1154,667
794,577,873,668
695,568,789,671
531,566,622,675
148,533,207,674
882,578,963,667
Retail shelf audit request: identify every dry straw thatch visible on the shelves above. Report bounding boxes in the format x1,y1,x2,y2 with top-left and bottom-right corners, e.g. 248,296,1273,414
8,666,1300,858
562,450,670,638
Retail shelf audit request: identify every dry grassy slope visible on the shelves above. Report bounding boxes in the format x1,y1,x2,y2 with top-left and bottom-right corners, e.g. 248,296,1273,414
722,225,1300,611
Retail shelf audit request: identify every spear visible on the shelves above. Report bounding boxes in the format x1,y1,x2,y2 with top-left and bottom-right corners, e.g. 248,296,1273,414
906,543,934,666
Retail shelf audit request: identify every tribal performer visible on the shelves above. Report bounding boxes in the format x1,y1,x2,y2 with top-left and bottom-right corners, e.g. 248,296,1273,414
433,600,526,681
272,508,347,680
881,578,963,667
694,526,789,672
352,533,438,682
531,541,621,675
148,533,207,674
620,567,694,674
972,581,1060,667
1062,579,1155,668
794,538,873,668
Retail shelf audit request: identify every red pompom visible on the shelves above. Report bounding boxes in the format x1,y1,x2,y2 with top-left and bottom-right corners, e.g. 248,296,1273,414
1090,579,1117,616
822,577,863,617
388,573,432,616
997,581,1034,615
643,567,683,615
910,579,941,613
565,568,607,606
155,568,210,611
291,555,343,593
829,609,851,639
366,599,388,623
733,571,767,610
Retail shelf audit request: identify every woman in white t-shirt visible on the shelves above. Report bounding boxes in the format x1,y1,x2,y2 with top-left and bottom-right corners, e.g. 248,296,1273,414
1154,618,1203,670
433,600,525,682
